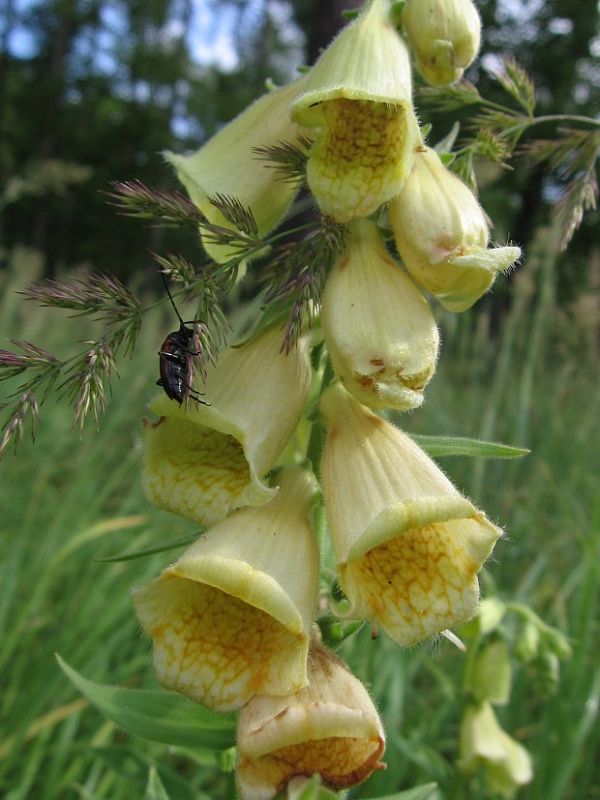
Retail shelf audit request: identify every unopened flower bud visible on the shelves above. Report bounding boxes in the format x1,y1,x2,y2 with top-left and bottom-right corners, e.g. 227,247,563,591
292,0,420,222
166,77,307,263
460,702,533,798
321,219,439,411
402,0,481,86
320,383,502,645
514,620,540,663
468,639,511,706
477,597,507,635
236,641,385,800
132,467,319,711
389,146,521,311
542,626,572,660
536,650,560,698
143,328,312,527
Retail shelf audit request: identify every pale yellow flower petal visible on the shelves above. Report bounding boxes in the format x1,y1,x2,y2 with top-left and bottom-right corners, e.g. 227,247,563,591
321,218,439,411
341,517,495,645
292,0,420,222
166,77,307,263
389,146,520,311
485,732,533,798
133,467,320,711
143,328,312,526
320,383,502,645
236,642,385,800
460,702,533,798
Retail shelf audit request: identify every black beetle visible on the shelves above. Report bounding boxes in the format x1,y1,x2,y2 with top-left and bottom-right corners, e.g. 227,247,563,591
157,274,208,406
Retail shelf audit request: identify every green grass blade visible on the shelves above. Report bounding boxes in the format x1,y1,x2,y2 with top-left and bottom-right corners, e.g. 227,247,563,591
363,783,439,800
144,767,171,800
56,656,236,750
96,534,200,563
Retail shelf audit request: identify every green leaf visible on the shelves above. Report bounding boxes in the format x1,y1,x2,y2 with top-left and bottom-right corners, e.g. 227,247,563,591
145,767,171,800
411,435,530,459
363,784,439,800
57,655,236,750
96,533,200,563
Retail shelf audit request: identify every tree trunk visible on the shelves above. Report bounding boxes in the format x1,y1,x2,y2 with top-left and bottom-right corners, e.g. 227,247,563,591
306,0,363,63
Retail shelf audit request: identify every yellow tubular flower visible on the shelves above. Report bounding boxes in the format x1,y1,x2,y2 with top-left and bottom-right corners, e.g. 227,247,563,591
389,146,521,311
166,77,307,263
460,702,533,798
236,640,385,800
291,0,420,222
143,328,312,527
402,0,482,86
321,219,439,411
132,467,319,712
320,383,502,646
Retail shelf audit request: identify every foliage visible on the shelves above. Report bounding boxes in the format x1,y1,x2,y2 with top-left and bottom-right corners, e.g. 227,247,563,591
1,1,600,799
0,256,598,798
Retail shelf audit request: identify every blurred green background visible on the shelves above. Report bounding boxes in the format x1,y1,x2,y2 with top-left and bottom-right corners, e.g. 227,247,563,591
0,1,599,799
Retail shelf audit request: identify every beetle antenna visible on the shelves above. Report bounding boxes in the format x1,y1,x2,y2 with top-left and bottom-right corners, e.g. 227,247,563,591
159,270,185,326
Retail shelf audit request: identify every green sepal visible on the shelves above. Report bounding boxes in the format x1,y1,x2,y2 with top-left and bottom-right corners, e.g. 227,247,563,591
317,614,365,649
434,122,460,154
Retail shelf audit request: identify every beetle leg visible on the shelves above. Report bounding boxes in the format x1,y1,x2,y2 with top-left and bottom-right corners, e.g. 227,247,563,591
187,388,210,406
158,350,182,363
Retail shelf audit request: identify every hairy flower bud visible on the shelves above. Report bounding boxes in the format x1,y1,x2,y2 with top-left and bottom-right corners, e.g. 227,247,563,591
402,0,481,86
166,77,307,263
143,328,312,527
292,0,420,222
320,383,502,645
236,641,385,800
389,146,521,311
460,702,533,798
132,467,319,711
321,219,439,411
469,639,512,705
